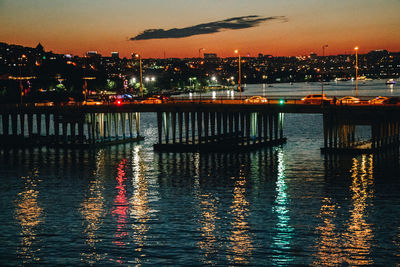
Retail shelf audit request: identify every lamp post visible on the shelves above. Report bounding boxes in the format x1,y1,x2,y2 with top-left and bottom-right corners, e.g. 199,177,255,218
354,46,359,97
19,54,27,104
321,45,328,96
234,50,241,99
198,48,205,58
135,54,143,97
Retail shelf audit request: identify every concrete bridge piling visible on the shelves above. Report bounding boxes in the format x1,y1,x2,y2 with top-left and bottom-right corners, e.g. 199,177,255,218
0,108,142,147
154,110,286,151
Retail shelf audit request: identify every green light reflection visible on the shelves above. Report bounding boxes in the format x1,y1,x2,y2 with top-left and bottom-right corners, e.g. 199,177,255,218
272,148,294,264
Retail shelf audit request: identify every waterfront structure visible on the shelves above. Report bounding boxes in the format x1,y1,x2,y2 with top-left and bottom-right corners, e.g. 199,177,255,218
154,107,285,151
1,100,400,154
0,105,142,147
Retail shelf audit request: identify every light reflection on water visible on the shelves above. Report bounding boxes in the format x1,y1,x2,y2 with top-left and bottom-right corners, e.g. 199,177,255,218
130,145,153,265
313,197,342,266
271,149,294,265
15,169,43,264
228,171,252,265
1,108,400,265
313,154,376,266
197,192,218,265
343,155,374,265
80,150,106,265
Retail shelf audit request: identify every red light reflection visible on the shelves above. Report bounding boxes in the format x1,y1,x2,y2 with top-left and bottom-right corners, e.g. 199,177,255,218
112,158,129,248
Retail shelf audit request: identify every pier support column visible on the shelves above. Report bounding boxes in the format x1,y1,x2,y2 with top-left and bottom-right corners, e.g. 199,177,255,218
240,112,245,145
121,113,126,139
135,112,140,137
171,112,176,144
78,120,84,144
27,113,33,138
191,112,195,145
62,120,68,144
197,112,203,144
257,113,263,143
222,112,227,138
37,114,42,136
128,113,133,139
71,121,77,143
210,112,215,142
246,112,251,145
234,113,239,139
178,112,183,143
45,113,50,137
274,113,278,141
157,112,163,144
204,112,209,144
269,114,273,142
20,113,25,137
229,113,234,135
279,113,284,139
11,113,17,136
162,112,168,144
216,112,222,141
185,112,189,144
263,113,268,143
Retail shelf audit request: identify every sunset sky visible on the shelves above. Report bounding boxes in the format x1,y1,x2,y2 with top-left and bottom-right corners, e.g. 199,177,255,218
1,0,399,58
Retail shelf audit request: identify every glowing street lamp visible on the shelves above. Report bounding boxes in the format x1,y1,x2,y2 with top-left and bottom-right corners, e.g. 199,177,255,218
321,44,328,97
19,54,28,104
189,77,196,88
198,48,205,58
234,50,241,99
354,46,359,97
135,54,143,97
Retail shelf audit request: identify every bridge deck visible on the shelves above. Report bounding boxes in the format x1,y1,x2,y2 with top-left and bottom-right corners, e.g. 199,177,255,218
1,99,400,114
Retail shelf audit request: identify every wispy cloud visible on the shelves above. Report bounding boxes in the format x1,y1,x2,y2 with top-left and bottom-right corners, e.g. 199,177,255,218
130,15,287,41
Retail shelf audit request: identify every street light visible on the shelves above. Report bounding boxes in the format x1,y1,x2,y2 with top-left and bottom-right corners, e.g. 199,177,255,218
189,77,196,89
198,48,205,58
354,46,359,97
135,54,143,97
234,50,241,99
19,54,27,104
321,45,328,97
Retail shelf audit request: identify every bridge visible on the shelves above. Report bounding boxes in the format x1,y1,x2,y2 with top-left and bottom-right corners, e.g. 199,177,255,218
1,97,399,153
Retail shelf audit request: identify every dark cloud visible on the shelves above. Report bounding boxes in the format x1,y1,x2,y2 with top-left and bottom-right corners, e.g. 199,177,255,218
130,15,287,41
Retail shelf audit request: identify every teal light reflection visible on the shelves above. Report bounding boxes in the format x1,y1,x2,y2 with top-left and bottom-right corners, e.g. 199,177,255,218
272,148,294,264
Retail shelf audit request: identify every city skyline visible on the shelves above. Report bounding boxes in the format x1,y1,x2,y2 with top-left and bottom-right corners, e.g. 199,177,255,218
1,0,400,58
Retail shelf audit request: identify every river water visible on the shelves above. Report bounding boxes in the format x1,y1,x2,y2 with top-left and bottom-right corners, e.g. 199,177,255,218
1,80,400,266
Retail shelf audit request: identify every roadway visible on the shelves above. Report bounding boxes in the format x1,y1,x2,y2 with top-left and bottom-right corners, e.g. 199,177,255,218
2,97,400,115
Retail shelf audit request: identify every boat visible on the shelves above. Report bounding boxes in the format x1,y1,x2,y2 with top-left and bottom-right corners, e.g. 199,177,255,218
386,79,396,85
